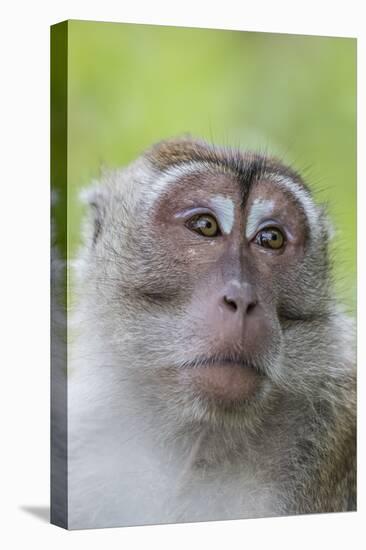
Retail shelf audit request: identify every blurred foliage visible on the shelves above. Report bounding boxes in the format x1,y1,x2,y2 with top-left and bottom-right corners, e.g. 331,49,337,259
67,20,356,311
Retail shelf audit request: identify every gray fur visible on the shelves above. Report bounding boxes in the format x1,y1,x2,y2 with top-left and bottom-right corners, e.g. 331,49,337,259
68,138,356,529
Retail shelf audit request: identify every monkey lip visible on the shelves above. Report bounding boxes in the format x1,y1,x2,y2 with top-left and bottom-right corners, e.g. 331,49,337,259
181,357,265,402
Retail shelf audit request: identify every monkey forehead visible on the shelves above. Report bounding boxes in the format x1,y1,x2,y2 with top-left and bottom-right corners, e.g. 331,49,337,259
147,161,240,204
145,138,264,207
147,163,241,225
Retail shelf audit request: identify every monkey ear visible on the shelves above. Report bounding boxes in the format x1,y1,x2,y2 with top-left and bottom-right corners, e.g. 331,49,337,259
80,185,107,246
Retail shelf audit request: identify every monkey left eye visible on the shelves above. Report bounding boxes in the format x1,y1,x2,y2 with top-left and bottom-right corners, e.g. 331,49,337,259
254,227,285,250
186,214,221,237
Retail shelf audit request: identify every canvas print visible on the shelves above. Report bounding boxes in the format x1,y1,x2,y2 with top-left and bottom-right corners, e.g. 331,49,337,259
51,20,356,529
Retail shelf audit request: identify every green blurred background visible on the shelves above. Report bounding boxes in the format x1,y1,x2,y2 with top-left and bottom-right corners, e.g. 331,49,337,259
67,20,356,311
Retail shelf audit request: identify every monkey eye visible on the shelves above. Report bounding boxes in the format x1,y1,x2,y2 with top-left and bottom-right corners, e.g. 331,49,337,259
186,214,221,237
254,227,285,250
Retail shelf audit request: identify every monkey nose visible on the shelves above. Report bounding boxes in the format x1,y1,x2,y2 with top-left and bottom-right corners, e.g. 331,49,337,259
222,283,258,316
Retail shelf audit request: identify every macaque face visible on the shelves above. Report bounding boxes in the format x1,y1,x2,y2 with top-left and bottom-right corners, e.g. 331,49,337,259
125,164,312,408
87,141,330,423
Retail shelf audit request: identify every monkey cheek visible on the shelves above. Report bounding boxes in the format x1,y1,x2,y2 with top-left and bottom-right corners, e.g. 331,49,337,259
181,364,262,403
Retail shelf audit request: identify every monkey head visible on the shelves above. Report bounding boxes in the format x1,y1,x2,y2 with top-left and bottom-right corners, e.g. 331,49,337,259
77,138,334,428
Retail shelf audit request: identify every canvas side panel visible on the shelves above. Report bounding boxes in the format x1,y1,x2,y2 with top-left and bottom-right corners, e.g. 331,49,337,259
50,20,68,529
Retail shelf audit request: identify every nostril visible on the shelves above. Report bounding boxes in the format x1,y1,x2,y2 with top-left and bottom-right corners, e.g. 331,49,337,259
223,295,238,312
246,301,257,315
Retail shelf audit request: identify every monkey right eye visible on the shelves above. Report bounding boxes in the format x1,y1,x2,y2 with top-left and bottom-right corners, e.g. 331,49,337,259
185,214,221,237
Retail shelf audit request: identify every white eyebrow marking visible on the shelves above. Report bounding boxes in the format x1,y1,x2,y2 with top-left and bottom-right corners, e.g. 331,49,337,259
264,172,320,235
246,198,274,238
148,161,210,207
210,195,235,234
147,160,239,209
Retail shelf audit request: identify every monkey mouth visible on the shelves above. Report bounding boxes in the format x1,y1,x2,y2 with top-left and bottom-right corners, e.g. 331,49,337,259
180,355,266,402
182,355,265,373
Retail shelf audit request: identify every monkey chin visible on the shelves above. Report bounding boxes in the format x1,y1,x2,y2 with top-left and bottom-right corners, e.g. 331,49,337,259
181,360,264,404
